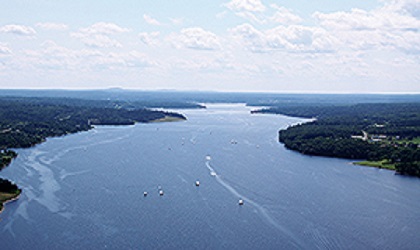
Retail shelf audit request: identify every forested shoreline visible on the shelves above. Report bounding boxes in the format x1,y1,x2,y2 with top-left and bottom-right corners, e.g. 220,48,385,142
254,103,420,177
0,97,186,149
0,97,187,211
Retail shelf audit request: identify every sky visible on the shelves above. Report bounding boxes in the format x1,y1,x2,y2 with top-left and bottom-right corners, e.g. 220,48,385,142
0,0,419,93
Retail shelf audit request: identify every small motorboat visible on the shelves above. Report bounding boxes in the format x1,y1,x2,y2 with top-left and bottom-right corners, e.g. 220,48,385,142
143,191,148,196
239,199,244,205
159,190,164,196
195,180,200,186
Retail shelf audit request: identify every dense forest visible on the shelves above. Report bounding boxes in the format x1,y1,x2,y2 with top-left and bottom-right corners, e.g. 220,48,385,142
0,97,186,208
254,103,420,177
0,98,186,149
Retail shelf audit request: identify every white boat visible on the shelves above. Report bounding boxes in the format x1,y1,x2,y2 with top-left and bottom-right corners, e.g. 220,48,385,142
195,180,200,186
143,191,148,196
239,199,244,205
159,190,164,196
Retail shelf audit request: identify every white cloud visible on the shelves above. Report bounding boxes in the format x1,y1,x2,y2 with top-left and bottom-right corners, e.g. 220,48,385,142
230,23,338,53
0,24,36,36
36,22,68,31
229,23,266,52
78,22,130,35
170,17,184,25
235,11,265,24
170,27,221,50
71,22,129,48
313,0,420,53
269,4,302,24
0,43,12,54
225,2,302,25
267,25,338,52
124,51,157,68
216,11,228,19
139,32,160,46
382,0,420,18
314,0,420,32
224,0,266,12
20,41,155,71
143,14,161,26
71,33,123,48
170,52,236,72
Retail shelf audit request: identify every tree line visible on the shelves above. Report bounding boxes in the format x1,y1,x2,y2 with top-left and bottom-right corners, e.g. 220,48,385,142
0,98,185,149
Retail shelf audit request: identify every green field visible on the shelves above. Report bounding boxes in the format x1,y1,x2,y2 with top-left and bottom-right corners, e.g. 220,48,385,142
354,160,396,170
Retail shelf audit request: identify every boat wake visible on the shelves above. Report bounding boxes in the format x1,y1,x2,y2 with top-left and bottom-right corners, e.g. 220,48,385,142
205,156,306,249
205,161,217,177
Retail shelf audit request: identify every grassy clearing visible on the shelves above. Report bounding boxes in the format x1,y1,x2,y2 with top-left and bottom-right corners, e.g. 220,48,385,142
0,190,21,212
354,160,396,170
384,137,420,145
149,116,184,123
396,137,420,144
0,192,18,202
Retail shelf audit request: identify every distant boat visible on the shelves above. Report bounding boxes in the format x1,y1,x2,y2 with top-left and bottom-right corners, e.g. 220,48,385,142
195,180,200,186
239,199,244,205
159,190,164,196
143,191,148,196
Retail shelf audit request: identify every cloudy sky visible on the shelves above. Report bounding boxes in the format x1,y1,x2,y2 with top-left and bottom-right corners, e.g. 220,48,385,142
0,0,419,93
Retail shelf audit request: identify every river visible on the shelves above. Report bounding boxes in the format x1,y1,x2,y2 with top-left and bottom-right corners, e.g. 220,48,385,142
1,104,419,249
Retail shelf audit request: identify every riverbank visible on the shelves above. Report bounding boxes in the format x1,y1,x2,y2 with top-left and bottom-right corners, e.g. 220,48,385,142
0,190,21,214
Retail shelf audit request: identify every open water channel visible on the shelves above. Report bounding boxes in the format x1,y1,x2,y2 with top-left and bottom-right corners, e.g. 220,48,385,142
1,104,419,249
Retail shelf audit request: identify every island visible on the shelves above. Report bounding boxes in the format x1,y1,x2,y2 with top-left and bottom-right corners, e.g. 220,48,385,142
0,96,187,213
253,103,420,177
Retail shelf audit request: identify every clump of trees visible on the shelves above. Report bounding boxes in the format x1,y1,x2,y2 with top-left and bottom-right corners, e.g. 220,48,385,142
0,178,20,194
1,150,17,169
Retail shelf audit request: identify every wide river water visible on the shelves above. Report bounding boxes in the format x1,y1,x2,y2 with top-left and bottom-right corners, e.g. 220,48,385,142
1,104,419,249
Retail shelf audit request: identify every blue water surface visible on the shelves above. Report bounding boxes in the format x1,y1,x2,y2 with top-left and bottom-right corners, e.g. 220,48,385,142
1,104,419,249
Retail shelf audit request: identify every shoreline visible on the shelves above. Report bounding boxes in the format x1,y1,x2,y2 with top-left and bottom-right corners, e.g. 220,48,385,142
0,191,21,214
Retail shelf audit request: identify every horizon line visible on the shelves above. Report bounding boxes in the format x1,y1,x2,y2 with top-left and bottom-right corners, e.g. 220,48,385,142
1,87,420,95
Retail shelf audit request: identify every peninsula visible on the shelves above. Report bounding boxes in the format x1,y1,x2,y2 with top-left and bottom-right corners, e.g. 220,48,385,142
253,103,420,177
